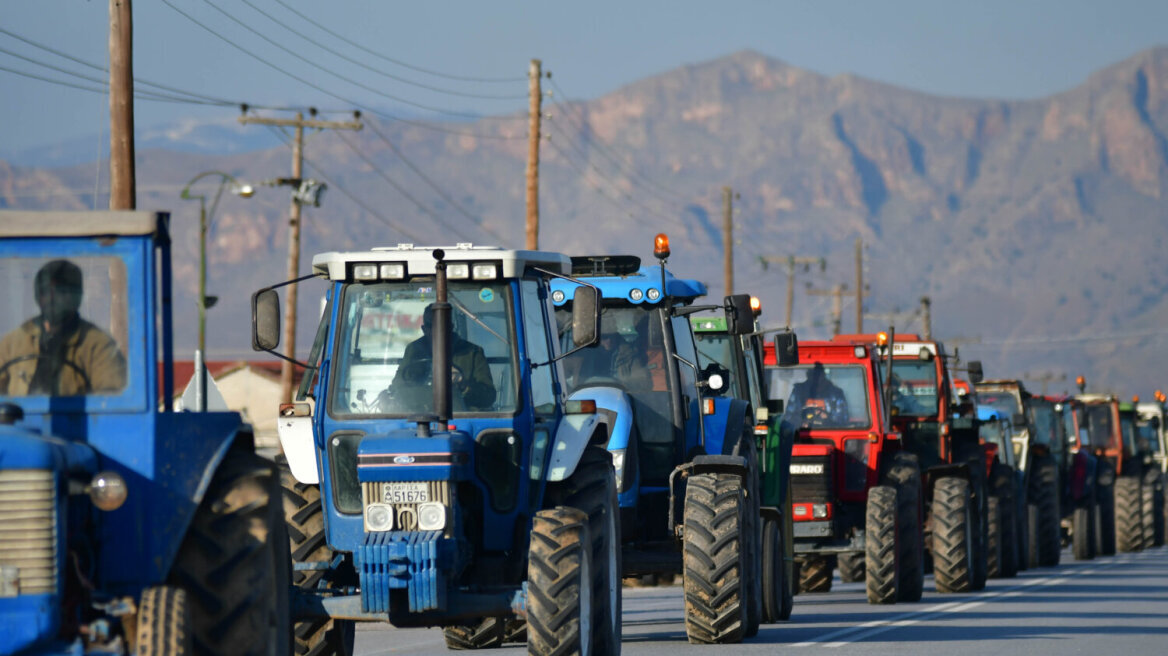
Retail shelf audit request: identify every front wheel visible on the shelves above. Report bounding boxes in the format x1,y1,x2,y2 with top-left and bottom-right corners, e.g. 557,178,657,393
932,477,975,594
761,515,793,622
682,472,748,644
865,485,900,605
527,507,594,655
1072,500,1096,561
135,586,192,656
837,551,865,583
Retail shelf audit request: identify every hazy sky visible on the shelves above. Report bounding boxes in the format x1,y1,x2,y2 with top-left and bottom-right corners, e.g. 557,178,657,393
2,0,1166,156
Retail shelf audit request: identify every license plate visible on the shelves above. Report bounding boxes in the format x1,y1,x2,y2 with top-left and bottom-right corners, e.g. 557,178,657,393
383,482,429,504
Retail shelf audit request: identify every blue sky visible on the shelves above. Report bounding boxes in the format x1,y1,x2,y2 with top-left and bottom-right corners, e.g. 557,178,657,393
1,0,1166,156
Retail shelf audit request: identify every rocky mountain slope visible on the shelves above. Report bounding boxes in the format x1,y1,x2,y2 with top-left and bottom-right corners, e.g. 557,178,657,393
4,47,1167,397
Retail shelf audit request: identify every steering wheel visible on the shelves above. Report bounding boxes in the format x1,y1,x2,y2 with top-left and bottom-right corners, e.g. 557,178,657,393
799,405,832,428
0,354,93,394
397,357,433,385
0,355,38,380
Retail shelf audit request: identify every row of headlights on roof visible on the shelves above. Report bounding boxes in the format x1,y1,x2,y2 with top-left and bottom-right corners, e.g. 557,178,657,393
549,287,661,304
351,262,500,282
364,501,448,532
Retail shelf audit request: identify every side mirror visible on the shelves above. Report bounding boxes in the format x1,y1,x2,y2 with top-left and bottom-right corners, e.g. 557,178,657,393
773,331,799,367
252,289,281,351
968,360,984,384
723,294,754,336
571,286,600,348
766,398,785,416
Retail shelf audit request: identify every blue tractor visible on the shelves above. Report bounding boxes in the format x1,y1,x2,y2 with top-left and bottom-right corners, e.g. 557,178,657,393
0,211,291,655
250,244,621,654
548,235,763,644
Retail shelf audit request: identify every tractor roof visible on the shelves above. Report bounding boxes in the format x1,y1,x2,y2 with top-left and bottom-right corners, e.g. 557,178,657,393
311,244,571,281
1076,393,1118,404
0,210,164,237
549,265,707,306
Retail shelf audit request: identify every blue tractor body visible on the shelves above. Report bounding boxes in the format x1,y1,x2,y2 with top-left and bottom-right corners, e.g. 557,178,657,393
0,212,255,654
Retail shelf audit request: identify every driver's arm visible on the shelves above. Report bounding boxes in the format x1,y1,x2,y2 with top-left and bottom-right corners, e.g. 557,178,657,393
391,340,423,389
458,345,496,410
79,330,127,392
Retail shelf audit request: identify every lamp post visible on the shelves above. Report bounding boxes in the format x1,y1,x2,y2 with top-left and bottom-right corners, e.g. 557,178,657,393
180,171,254,410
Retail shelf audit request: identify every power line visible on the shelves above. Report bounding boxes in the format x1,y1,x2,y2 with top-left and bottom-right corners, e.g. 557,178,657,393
271,0,525,84
265,125,426,242
238,0,526,101
200,0,524,122
545,74,692,205
162,0,523,140
363,119,511,244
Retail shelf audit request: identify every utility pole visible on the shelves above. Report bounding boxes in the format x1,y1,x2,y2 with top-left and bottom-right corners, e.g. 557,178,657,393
109,0,134,210
760,255,825,327
525,59,542,250
239,111,362,403
808,284,849,336
723,186,733,295
920,296,932,340
854,238,864,333
107,0,132,357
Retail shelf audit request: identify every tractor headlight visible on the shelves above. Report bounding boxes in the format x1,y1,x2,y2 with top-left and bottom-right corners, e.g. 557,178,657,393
88,471,127,511
365,503,394,532
629,288,644,301
353,264,378,281
379,263,406,280
551,290,566,303
646,288,661,301
472,263,498,280
417,502,447,531
812,503,828,519
447,263,470,279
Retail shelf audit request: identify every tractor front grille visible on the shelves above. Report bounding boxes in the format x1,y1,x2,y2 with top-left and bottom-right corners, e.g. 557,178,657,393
362,480,452,533
0,470,57,596
790,456,833,503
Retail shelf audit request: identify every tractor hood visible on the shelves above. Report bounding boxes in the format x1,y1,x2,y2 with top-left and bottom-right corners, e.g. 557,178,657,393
356,430,473,482
0,423,98,475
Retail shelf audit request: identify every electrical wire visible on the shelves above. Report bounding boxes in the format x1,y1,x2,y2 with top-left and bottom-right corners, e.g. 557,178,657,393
162,0,524,140
363,119,511,244
546,75,693,205
265,125,426,242
238,0,526,101
271,0,526,84
200,0,524,122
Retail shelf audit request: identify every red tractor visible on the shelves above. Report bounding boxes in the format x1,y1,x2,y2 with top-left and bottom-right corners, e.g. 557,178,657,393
832,334,991,594
764,335,924,604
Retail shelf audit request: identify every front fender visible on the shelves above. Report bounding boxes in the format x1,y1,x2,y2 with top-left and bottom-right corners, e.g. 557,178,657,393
568,386,633,450
546,411,602,482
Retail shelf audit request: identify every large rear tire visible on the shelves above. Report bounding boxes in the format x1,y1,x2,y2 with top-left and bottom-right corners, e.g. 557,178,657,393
989,464,1020,578
171,453,292,656
798,556,833,593
760,516,792,622
886,454,924,601
444,619,505,650
136,585,192,656
1072,500,1096,561
1096,477,1117,556
549,447,622,655
865,485,900,605
1140,471,1158,548
732,437,762,638
932,477,975,593
837,552,865,583
527,507,594,655
984,495,1004,578
278,460,356,656
682,472,748,644
1116,475,1144,553
1030,458,1061,567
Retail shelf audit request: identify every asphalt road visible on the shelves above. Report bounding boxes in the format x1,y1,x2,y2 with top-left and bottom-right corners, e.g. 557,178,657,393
353,546,1168,655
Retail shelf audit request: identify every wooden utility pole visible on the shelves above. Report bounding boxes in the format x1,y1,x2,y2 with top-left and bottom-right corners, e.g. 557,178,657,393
920,296,932,340
239,112,362,403
109,0,134,210
760,255,825,327
722,186,733,295
808,284,849,336
854,238,864,333
525,59,542,250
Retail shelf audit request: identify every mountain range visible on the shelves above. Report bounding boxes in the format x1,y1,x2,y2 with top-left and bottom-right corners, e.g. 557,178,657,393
3,47,1167,398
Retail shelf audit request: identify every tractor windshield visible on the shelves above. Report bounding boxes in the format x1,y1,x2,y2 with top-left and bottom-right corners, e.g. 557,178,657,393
1137,416,1162,453
890,360,939,417
768,364,872,430
1077,404,1116,450
1028,402,1060,448
1120,413,1138,455
979,418,1013,466
328,280,517,417
0,255,128,397
558,304,669,395
977,391,1021,425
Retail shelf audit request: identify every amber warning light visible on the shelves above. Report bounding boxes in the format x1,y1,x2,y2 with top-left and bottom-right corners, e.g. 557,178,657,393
654,233,671,260
876,332,889,347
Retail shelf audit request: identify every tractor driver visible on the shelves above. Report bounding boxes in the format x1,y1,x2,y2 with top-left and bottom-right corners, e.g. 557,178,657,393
786,362,849,428
0,259,127,396
388,304,496,411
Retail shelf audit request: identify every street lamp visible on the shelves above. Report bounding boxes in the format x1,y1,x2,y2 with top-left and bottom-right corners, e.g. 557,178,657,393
180,171,255,411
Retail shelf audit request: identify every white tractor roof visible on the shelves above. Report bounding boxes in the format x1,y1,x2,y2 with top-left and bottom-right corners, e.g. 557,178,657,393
311,244,571,281
0,210,163,237
891,341,939,357
1137,402,1163,418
